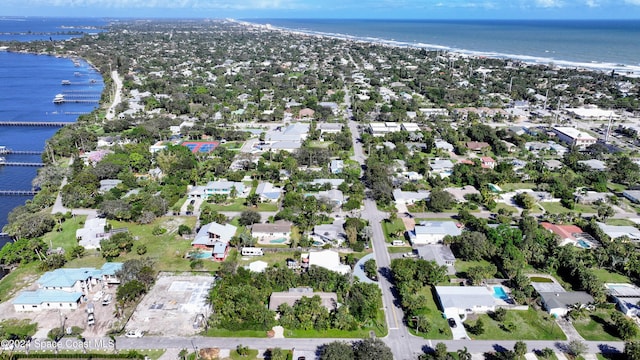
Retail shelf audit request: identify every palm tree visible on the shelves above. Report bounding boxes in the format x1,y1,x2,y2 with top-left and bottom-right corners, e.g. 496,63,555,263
457,347,472,360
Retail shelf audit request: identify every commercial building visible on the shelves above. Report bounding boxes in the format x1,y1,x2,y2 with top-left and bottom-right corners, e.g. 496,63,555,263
552,127,597,149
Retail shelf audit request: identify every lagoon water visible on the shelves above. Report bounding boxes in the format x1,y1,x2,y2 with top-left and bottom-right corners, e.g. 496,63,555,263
0,18,105,247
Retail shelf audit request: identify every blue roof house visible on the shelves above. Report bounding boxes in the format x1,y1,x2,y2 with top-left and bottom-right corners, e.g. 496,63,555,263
13,289,83,312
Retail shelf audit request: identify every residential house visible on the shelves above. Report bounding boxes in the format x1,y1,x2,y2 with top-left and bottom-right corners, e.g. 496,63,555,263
401,123,420,132
444,185,480,203
416,245,456,275
578,159,607,171
623,190,640,204
606,283,640,317
429,158,454,178
269,287,338,311
409,221,462,245
317,123,343,135
393,189,430,206
466,141,491,152
318,102,339,115
313,220,346,244
265,123,310,142
368,122,401,137
574,191,609,205
596,222,640,242
314,189,345,207
255,182,283,202
13,263,123,312
435,139,454,152
188,181,246,199
539,291,594,317
540,222,597,248
298,108,315,119
330,159,344,174
435,286,498,316
76,218,108,249
480,157,496,169
310,179,344,189
251,220,293,242
99,179,122,193
305,250,351,275
191,222,238,261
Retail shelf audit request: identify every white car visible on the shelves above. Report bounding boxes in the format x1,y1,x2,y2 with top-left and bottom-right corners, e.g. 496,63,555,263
125,330,144,338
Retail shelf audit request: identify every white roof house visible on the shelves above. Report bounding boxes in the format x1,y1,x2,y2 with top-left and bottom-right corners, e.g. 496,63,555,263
255,182,283,202
410,221,462,245
606,283,640,317
265,123,309,142
393,189,430,206
76,218,109,249
307,250,351,275
435,286,497,315
401,123,420,132
596,222,640,241
435,140,454,152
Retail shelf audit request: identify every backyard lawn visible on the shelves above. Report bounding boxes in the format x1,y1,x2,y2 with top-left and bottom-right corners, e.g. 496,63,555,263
540,202,596,214
591,268,631,284
469,308,566,340
500,183,537,191
206,198,278,212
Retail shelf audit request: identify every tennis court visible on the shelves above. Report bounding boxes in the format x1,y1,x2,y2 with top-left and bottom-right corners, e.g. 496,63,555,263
181,141,220,153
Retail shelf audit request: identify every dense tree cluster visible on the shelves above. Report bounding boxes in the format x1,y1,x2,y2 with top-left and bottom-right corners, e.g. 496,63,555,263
208,266,381,332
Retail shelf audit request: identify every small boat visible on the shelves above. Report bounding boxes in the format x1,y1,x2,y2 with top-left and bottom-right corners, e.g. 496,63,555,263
89,79,97,84
61,80,71,85
74,72,81,77
53,94,65,104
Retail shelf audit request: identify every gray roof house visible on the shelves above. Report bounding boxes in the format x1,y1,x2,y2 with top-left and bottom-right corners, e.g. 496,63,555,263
539,291,594,317
191,222,237,260
255,182,283,202
596,222,640,242
416,245,456,275
330,160,344,174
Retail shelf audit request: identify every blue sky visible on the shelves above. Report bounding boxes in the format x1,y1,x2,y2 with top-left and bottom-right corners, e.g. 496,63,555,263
3,0,640,19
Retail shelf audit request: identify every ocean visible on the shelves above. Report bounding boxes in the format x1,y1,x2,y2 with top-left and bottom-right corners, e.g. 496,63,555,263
0,17,106,248
246,19,640,73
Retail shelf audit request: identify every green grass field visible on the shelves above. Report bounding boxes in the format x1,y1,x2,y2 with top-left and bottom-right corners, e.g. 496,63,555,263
591,268,631,284
381,218,407,242
204,328,268,338
572,308,639,341
387,246,413,254
229,348,260,360
605,219,637,226
500,183,537,191
470,308,566,340
540,202,596,214
410,287,453,340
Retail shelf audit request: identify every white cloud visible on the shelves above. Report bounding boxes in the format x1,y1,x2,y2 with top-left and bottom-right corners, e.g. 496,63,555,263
624,0,640,4
585,0,599,6
7,0,304,10
534,0,563,7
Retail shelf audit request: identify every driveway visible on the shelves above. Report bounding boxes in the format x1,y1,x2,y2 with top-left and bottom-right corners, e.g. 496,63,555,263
443,310,470,340
352,253,377,284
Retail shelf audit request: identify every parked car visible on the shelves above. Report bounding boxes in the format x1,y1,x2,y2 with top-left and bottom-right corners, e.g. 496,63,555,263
102,294,112,306
447,318,457,328
87,313,95,326
403,252,417,258
125,330,144,338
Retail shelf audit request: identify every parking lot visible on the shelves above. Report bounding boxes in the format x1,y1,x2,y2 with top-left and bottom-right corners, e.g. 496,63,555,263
125,274,214,336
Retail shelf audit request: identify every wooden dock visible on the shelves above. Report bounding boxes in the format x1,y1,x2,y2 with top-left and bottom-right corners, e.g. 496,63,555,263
0,162,45,167
0,149,43,155
0,190,38,196
0,121,73,127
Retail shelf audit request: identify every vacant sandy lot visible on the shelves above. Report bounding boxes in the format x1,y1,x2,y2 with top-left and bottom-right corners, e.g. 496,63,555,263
126,274,214,336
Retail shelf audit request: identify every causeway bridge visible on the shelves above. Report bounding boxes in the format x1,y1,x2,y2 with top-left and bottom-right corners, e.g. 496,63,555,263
0,121,74,127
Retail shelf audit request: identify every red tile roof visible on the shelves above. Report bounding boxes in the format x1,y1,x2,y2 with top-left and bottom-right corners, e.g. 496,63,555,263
541,222,584,241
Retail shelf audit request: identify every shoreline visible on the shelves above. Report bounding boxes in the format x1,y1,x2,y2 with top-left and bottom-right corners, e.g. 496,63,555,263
0,51,106,242
234,19,640,78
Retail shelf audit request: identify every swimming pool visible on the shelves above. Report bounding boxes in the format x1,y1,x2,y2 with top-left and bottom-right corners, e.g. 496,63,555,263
577,239,591,249
190,251,212,259
270,238,287,244
493,286,509,301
